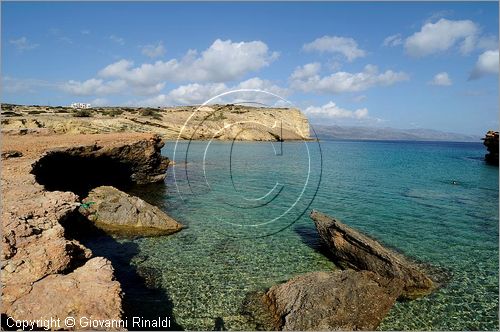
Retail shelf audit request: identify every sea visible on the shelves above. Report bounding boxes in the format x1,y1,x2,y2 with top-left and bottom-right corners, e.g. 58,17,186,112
82,139,499,330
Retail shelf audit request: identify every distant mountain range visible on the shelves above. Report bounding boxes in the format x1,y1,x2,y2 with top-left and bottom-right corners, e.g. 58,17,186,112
311,125,482,142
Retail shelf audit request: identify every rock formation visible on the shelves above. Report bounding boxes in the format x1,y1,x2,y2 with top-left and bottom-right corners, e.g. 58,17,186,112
1,103,311,141
482,130,498,165
80,186,182,236
264,270,403,331
310,210,434,299
1,133,171,329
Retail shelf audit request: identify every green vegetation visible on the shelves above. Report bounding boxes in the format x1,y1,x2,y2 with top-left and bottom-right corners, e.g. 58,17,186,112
27,110,47,115
206,111,227,121
73,109,93,117
139,108,162,120
1,111,21,117
99,109,124,117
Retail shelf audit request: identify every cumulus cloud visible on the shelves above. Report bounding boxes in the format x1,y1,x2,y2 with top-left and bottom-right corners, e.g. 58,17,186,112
383,34,403,47
469,50,499,80
99,39,278,87
304,101,369,120
405,18,479,57
141,41,166,58
429,72,452,86
62,79,127,96
290,63,409,94
136,77,288,106
303,36,366,62
9,37,39,51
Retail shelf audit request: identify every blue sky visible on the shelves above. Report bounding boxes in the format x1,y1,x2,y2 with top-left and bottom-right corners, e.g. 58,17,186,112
2,1,498,135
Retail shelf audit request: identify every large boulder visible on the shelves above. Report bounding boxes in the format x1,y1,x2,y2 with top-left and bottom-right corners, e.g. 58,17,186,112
79,186,182,236
310,210,434,299
264,270,403,331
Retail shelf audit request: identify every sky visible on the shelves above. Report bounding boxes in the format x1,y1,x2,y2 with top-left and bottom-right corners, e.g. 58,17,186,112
1,1,499,135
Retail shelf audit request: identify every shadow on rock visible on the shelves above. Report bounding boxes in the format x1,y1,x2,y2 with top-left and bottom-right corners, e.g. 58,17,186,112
62,212,183,331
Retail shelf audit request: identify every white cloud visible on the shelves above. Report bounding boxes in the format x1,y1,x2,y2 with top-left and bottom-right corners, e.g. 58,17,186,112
136,77,288,106
2,76,53,93
469,50,499,80
405,18,479,57
429,72,452,86
9,37,39,51
81,29,90,35
383,34,403,47
304,101,369,120
141,41,166,58
303,36,366,62
99,39,278,87
62,79,127,96
290,64,409,94
109,35,125,45
290,63,321,81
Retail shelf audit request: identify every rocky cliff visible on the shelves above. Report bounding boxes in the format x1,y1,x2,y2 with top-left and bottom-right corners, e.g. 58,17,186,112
482,130,499,165
1,104,310,141
1,133,170,329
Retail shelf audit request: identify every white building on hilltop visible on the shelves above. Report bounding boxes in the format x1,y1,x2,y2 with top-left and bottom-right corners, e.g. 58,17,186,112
70,102,91,109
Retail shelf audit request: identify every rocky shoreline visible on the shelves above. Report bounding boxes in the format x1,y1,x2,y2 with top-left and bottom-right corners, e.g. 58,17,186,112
1,132,174,329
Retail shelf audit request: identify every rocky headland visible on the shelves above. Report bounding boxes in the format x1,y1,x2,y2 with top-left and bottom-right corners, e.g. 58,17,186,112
482,130,499,165
1,103,310,141
1,132,176,329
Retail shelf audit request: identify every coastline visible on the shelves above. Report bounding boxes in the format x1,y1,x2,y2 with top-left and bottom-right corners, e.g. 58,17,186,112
0,132,171,328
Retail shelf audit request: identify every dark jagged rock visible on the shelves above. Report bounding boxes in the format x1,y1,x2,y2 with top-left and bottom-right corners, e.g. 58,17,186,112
310,210,434,299
80,186,183,236
1,150,23,159
31,134,169,196
482,130,498,165
264,270,404,331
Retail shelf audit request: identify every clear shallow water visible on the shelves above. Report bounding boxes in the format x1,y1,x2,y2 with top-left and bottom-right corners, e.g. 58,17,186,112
88,140,498,330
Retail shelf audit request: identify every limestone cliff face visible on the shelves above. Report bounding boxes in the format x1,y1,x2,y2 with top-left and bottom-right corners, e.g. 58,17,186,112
1,133,169,328
1,104,311,141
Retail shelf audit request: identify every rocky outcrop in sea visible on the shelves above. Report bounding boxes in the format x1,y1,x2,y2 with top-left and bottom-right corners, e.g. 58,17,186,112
310,210,434,299
80,185,183,236
483,130,499,165
261,210,436,331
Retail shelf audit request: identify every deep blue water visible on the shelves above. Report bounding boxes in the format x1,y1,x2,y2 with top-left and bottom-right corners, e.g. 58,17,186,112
105,139,498,330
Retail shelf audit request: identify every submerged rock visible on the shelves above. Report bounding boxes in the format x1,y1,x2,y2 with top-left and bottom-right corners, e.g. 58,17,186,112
264,270,403,331
80,186,182,236
310,210,434,299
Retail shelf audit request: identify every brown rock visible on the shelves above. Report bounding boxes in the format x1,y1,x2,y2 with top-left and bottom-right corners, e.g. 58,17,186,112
265,270,403,331
8,257,123,330
310,210,434,299
1,133,168,328
80,186,182,236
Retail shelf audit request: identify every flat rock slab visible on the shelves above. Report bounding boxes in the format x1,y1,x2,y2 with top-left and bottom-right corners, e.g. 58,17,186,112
9,257,122,330
310,210,434,299
265,270,403,331
80,186,182,236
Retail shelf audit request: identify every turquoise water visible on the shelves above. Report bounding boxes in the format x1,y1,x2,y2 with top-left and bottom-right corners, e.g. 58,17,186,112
89,140,498,330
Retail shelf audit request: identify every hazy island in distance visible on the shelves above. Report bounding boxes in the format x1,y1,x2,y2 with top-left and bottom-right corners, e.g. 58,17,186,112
313,124,481,142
